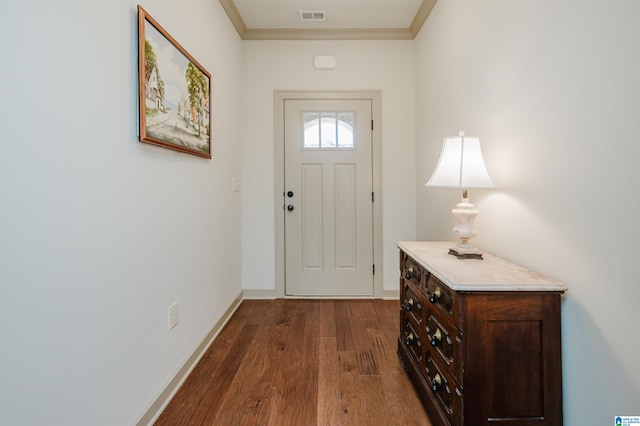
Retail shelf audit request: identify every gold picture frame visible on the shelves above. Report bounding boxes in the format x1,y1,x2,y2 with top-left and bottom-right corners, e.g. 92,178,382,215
138,6,212,159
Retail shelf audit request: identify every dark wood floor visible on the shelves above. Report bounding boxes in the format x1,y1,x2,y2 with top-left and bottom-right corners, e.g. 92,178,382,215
155,299,432,426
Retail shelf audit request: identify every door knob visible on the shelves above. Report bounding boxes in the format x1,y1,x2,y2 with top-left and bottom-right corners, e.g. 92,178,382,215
287,191,294,198
287,205,294,211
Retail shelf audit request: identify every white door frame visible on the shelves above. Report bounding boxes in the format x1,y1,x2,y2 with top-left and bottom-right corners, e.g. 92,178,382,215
274,91,383,298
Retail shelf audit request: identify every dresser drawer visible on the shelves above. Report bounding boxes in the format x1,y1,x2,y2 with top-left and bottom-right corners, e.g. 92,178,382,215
425,275,457,326
426,314,463,385
401,281,425,326
403,255,427,286
425,354,463,426
402,316,425,368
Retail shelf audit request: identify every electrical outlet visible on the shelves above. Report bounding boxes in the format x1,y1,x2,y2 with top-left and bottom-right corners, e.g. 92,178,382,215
168,301,179,331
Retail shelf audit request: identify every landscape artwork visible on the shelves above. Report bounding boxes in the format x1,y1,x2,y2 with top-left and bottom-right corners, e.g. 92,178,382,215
138,6,212,159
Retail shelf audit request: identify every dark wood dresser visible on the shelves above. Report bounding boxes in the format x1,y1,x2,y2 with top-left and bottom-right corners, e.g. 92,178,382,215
397,241,567,426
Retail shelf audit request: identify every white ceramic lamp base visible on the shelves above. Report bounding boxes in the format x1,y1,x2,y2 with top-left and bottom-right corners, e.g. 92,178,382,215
450,198,483,259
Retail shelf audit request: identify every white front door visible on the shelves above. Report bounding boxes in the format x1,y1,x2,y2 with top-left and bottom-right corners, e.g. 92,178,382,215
284,99,373,296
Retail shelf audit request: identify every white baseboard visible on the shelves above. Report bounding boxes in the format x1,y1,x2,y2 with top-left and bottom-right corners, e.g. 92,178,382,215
380,289,399,299
135,292,243,426
244,289,399,300
243,289,279,299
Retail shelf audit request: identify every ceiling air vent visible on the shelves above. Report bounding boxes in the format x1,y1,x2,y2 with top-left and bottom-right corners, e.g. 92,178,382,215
298,9,326,22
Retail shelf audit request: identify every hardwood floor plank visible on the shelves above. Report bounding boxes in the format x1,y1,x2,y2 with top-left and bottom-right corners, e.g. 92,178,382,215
334,300,355,351
267,304,319,426
319,300,337,338
346,301,375,351
371,328,432,426
210,304,290,425
155,323,259,425
355,349,379,376
335,351,369,425
155,320,244,425
372,298,402,344
365,300,432,426
155,299,432,426
344,301,381,377
317,337,342,426
360,375,394,426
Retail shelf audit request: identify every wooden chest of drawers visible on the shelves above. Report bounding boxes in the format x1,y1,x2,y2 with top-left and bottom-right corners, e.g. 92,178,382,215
397,241,567,426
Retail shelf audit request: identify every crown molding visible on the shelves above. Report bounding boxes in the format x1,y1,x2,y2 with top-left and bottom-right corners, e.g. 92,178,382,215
219,0,437,41
410,0,438,38
219,0,247,36
243,28,414,41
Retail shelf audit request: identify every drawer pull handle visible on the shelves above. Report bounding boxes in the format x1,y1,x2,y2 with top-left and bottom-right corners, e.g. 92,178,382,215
431,373,442,392
405,266,414,279
429,287,442,303
431,328,442,347
404,298,414,311
404,332,414,347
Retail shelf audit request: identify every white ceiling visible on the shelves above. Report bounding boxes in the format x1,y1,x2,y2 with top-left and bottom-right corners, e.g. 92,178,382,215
219,0,438,40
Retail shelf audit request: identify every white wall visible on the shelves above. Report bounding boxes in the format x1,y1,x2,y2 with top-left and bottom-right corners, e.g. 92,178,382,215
415,1,640,424
0,0,243,424
241,41,417,294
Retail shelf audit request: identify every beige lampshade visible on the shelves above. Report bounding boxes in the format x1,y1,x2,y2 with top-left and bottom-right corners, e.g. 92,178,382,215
426,131,495,189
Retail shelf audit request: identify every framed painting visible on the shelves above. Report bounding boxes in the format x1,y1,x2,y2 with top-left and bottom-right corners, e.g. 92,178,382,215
138,6,212,159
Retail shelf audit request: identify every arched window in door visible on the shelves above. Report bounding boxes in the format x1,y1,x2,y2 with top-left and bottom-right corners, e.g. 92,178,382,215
303,112,354,149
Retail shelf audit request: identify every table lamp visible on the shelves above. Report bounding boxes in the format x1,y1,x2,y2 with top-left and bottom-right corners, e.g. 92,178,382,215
425,131,495,259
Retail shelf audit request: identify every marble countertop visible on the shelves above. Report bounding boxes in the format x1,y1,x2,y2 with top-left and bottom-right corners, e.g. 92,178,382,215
396,241,567,292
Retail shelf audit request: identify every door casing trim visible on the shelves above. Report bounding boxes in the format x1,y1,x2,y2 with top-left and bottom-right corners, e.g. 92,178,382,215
274,91,383,298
